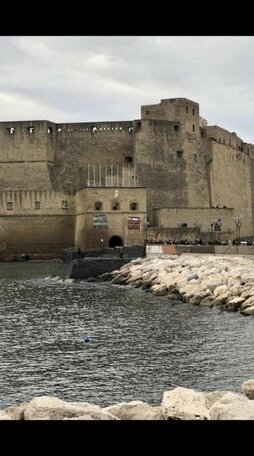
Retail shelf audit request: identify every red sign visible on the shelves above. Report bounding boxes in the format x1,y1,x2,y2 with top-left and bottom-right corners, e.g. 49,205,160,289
128,217,140,230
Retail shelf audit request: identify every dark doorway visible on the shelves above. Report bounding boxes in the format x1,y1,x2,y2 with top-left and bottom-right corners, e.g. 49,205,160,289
109,235,123,247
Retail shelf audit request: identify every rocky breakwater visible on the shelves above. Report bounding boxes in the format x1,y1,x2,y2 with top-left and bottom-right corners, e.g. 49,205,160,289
1,380,254,419
99,254,254,316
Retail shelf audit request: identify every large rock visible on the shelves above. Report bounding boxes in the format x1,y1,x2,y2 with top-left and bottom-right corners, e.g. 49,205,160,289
204,391,230,409
226,296,245,311
209,392,254,419
23,396,118,420
161,387,209,420
5,401,29,420
103,401,162,420
0,411,12,420
241,305,254,316
242,380,254,399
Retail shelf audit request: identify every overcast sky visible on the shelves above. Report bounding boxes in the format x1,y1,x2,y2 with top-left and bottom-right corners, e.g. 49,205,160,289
1,36,254,143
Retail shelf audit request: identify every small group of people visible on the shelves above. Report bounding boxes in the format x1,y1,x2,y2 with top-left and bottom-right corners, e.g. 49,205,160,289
145,238,204,245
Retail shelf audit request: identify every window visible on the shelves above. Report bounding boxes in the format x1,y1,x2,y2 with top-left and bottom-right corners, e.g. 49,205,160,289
61,200,68,210
176,150,183,159
186,106,189,113
48,127,53,134
7,202,13,210
27,126,34,134
57,128,62,134
8,127,15,134
174,125,179,132
125,156,133,163
94,201,102,211
130,202,138,211
112,202,120,210
146,111,150,115
192,125,195,132
194,153,197,161
192,108,195,115
35,201,40,210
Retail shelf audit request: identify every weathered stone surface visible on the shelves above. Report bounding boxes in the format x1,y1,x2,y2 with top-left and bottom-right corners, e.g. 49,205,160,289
241,305,254,315
0,411,12,420
226,296,245,311
5,401,29,420
242,380,254,399
209,392,254,420
161,387,209,420
199,296,216,307
213,285,228,297
23,396,118,420
103,401,162,420
204,391,230,409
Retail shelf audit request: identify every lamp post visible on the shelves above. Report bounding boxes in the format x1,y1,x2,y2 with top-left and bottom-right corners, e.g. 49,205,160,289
234,215,243,245
211,219,217,243
144,220,150,243
176,222,181,242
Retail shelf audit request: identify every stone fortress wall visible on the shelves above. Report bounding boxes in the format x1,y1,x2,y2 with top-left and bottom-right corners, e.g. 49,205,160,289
0,96,253,255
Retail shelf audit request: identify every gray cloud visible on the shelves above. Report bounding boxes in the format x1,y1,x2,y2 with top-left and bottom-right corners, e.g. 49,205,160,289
0,36,254,142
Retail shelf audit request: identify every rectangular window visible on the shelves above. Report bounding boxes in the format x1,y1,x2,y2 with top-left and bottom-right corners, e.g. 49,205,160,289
186,106,189,113
35,201,41,210
61,200,68,210
176,150,183,159
192,125,195,132
192,108,195,115
7,202,13,210
130,202,138,211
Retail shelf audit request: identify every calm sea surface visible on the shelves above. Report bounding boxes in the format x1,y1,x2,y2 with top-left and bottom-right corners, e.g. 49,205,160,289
0,261,254,409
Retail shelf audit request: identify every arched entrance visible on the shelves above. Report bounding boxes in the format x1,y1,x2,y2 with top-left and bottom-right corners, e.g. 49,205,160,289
109,235,123,247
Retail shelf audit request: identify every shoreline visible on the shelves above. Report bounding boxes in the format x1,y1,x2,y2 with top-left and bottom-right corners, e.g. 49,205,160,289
97,254,254,316
1,380,254,420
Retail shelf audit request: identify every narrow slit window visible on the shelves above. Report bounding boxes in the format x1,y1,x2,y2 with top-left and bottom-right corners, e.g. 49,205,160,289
192,125,195,132
61,200,68,210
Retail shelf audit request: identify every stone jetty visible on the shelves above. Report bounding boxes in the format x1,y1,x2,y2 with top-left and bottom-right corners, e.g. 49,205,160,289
98,254,254,316
1,380,254,419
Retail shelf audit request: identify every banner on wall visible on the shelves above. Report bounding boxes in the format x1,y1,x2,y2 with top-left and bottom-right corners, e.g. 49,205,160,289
128,217,140,230
93,214,108,229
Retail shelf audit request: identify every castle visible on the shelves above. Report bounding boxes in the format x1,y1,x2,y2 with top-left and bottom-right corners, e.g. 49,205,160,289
0,97,253,258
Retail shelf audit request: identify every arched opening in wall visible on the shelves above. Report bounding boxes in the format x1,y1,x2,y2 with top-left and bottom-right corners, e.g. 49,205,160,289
109,235,123,247
125,156,133,164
